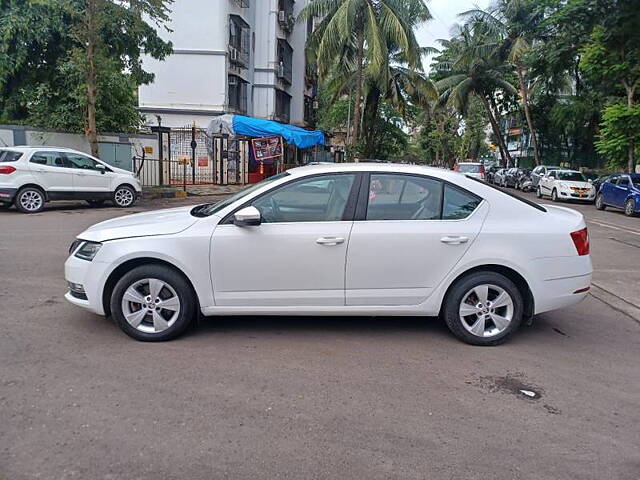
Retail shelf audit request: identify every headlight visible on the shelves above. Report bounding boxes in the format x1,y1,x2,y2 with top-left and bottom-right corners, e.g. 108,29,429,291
69,239,82,254
74,241,102,261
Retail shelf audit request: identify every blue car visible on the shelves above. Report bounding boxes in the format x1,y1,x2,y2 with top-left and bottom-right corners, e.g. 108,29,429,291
595,173,640,216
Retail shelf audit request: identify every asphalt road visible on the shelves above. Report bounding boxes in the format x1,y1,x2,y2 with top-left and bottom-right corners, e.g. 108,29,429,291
1,192,639,480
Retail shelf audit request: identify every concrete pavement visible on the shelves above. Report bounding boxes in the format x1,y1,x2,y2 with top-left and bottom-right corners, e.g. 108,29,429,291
1,193,639,480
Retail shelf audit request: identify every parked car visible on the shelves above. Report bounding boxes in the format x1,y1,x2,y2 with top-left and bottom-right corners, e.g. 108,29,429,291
486,165,499,184
493,168,508,186
531,165,561,188
504,168,529,188
0,146,141,213
454,162,485,180
65,163,592,346
595,174,640,216
591,174,614,193
536,169,596,202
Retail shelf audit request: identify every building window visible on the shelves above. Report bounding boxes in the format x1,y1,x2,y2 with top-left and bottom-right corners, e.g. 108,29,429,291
275,90,291,123
228,75,248,114
229,15,250,68
304,95,315,125
276,39,293,85
231,0,249,7
278,0,294,32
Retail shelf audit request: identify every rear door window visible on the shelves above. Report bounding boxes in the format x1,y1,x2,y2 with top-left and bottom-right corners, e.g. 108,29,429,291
442,184,482,220
366,174,443,221
30,151,68,168
0,150,22,162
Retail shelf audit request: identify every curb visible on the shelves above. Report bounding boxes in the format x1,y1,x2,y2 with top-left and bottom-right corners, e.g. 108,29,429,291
589,283,640,324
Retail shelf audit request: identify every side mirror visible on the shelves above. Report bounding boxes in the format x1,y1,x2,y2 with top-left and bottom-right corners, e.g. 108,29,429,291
233,206,261,227
96,164,106,174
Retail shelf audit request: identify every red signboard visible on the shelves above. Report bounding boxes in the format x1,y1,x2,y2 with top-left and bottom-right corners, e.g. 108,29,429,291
251,136,283,161
197,156,208,167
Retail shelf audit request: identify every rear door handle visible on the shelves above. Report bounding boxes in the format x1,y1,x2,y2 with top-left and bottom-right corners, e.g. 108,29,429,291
316,237,345,246
441,236,469,245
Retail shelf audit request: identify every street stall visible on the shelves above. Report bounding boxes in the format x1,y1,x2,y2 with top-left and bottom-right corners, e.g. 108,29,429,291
207,114,325,183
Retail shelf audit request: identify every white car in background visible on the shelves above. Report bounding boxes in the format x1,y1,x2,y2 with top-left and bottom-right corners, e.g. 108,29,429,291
454,162,486,180
64,163,592,346
536,169,596,202
0,146,141,213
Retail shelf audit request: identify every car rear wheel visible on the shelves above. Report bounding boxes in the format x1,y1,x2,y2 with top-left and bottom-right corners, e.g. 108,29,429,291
113,185,136,208
111,264,196,341
536,187,542,198
595,194,606,210
442,272,524,346
15,187,45,213
625,199,637,217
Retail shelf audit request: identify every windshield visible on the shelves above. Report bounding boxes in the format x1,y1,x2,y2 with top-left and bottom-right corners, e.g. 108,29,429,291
457,164,481,173
0,150,22,162
191,172,289,217
632,178,640,189
558,171,586,182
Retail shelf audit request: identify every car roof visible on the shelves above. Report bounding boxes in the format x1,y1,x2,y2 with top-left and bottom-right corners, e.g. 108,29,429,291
456,162,482,165
0,145,85,153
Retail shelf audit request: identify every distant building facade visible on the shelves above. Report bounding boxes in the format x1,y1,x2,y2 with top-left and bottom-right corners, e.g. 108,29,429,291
138,0,317,129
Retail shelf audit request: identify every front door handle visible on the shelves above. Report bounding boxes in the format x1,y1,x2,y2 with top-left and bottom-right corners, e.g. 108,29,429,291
316,237,345,246
441,235,469,245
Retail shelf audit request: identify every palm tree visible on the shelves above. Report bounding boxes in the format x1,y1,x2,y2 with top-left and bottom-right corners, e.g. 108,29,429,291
460,0,543,164
433,27,518,166
298,0,429,146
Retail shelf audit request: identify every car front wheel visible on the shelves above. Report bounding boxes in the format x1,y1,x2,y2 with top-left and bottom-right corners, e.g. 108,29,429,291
113,185,136,208
110,264,196,341
442,272,524,346
551,189,559,202
536,187,542,198
625,198,637,217
595,194,606,210
15,187,45,213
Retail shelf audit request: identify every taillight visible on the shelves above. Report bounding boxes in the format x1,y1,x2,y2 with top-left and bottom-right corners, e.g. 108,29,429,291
0,165,16,174
570,227,589,256
454,165,459,172
479,165,486,174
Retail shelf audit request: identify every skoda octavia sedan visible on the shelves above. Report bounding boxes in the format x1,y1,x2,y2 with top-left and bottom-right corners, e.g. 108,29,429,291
65,164,592,346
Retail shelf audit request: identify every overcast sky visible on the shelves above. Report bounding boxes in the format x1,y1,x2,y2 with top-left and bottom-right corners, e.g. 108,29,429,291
415,0,492,71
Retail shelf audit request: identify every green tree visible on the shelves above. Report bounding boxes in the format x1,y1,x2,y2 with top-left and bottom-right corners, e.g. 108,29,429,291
0,0,173,155
595,105,640,171
299,0,428,146
580,21,640,172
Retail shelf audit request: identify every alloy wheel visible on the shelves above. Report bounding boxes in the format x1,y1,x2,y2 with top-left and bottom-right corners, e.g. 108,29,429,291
458,284,514,338
19,190,43,212
626,199,635,216
120,278,181,334
114,187,134,207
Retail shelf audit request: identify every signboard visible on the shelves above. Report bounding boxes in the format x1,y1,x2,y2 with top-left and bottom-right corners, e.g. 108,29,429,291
251,136,283,161
178,155,190,165
197,156,208,167
143,146,154,155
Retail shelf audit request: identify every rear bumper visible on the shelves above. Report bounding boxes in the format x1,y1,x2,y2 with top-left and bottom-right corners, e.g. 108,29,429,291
530,256,593,315
0,187,17,202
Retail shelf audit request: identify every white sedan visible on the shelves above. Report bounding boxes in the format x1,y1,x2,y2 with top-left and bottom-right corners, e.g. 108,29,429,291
65,164,592,346
536,169,596,202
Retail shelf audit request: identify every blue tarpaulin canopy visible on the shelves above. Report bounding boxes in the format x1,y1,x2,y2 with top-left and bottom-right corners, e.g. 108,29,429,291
207,114,325,149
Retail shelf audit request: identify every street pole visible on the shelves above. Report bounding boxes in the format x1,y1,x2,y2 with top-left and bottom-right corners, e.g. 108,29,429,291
190,122,197,185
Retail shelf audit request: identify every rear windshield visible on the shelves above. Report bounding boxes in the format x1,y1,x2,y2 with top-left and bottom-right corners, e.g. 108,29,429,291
457,164,481,173
0,150,22,162
558,171,586,181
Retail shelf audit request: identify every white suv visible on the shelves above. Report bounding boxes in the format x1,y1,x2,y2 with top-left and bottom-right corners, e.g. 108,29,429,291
0,146,141,213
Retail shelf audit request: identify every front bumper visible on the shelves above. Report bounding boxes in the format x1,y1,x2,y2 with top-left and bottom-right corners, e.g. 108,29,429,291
558,188,595,201
64,254,112,315
0,187,18,203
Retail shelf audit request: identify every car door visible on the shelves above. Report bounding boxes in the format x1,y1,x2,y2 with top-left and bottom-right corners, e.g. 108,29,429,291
612,176,631,207
28,151,75,197
64,153,111,194
531,166,542,186
345,173,488,306
539,169,553,194
210,173,359,307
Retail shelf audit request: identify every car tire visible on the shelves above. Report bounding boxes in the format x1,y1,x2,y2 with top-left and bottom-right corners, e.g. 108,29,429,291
86,199,105,207
536,187,542,199
110,264,197,342
15,186,45,213
625,198,637,217
595,194,606,210
551,189,559,202
112,185,136,208
442,271,524,346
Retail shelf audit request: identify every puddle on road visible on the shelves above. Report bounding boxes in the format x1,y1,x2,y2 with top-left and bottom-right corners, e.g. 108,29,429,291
476,372,544,401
